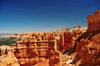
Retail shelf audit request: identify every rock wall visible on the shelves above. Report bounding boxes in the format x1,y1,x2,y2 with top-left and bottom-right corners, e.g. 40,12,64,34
72,9,100,66
86,9,100,32
11,33,61,66
73,36,100,66
58,26,83,52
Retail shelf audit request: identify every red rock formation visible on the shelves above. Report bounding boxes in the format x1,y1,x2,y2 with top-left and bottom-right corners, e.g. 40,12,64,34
72,9,100,66
74,37,100,66
49,51,61,66
58,25,83,52
12,32,61,66
58,35,63,51
87,9,100,32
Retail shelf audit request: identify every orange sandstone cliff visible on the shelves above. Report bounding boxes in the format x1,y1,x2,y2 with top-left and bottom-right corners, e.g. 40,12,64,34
72,9,100,66
11,32,61,66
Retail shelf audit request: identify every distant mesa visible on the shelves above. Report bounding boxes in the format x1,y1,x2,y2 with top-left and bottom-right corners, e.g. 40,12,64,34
10,26,87,40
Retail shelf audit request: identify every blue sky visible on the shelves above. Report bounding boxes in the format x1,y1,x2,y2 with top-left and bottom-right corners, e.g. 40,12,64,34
0,0,100,33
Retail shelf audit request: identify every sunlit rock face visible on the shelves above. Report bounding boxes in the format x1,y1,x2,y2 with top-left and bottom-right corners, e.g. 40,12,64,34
58,25,83,52
0,45,20,66
57,9,100,66
11,32,61,66
73,34,100,66
72,9,100,66
87,9,100,32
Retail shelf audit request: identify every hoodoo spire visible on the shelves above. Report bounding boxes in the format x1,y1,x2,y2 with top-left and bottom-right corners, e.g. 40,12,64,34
78,23,80,28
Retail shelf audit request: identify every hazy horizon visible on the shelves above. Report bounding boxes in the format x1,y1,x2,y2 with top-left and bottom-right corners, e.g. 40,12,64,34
0,26,87,33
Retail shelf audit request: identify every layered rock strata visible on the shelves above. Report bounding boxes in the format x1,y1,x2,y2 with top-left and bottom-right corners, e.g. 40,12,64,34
11,33,61,66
